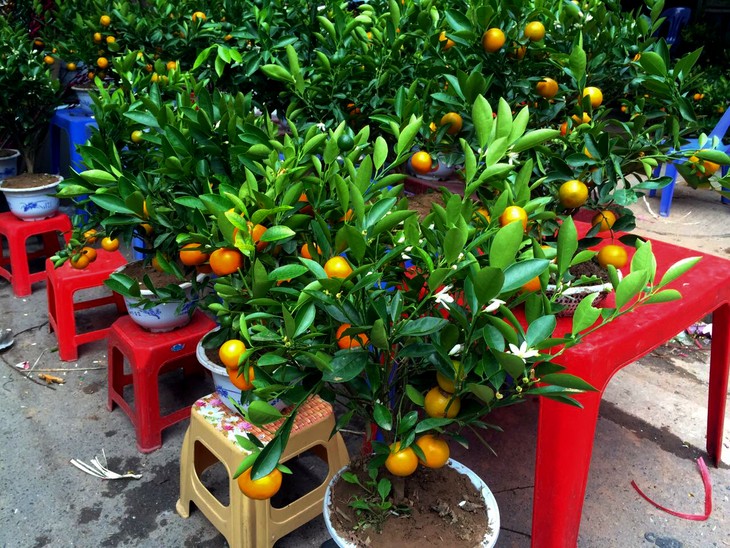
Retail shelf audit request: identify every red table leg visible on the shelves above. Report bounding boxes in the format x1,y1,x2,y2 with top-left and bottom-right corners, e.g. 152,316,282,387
532,391,603,548
707,303,730,466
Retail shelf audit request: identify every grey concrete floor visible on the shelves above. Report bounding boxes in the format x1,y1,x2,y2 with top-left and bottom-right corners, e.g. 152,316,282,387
0,182,729,548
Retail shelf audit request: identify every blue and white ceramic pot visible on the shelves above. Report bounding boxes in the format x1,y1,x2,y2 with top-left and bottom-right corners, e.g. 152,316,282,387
0,173,62,221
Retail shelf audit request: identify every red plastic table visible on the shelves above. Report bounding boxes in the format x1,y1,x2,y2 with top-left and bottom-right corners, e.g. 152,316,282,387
531,232,730,547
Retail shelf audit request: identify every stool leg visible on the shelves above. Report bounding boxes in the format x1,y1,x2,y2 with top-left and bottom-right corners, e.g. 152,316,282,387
107,345,125,411
54,286,79,361
707,303,730,466
41,231,62,257
176,428,193,519
134,362,163,453
7,230,31,297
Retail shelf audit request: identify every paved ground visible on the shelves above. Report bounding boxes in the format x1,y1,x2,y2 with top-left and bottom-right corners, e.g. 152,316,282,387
0,182,728,548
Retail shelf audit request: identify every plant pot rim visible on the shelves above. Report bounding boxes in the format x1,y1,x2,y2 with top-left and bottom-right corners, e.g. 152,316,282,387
323,458,500,548
112,261,205,297
546,280,613,296
196,326,225,375
0,174,63,192
0,148,20,158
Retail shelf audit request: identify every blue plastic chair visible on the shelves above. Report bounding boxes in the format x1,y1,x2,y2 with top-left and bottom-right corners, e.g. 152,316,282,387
659,7,692,48
650,107,730,216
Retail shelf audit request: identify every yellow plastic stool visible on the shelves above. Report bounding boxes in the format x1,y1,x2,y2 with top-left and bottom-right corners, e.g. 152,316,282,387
176,393,350,547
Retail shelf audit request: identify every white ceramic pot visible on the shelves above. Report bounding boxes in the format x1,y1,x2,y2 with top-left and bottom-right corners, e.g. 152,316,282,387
0,175,62,221
323,458,500,548
0,149,20,180
196,327,288,414
71,86,94,114
119,269,205,332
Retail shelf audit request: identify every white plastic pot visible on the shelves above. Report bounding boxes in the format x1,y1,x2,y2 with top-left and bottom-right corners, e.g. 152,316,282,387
71,86,94,114
0,175,62,221
323,458,500,547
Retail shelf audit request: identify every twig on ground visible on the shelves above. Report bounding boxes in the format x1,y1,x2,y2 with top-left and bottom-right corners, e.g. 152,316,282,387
32,366,106,372
642,195,660,219
0,355,55,390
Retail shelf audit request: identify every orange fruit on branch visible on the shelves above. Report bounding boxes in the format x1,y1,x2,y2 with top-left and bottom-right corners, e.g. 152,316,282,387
237,467,282,500
101,237,119,251
415,435,450,468
179,243,209,266
582,87,603,108
536,77,558,99
499,205,528,231
209,248,243,276
481,28,505,53
597,244,628,269
439,112,463,135
385,442,418,477
219,339,246,369
591,210,617,232
324,256,353,279
524,21,545,41
410,151,433,174
100,14,111,26
228,366,255,390
336,323,369,350
558,179,589,208
424,387,461,418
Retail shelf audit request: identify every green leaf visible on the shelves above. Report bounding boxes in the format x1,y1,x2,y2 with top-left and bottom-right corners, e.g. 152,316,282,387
260,225,296,242
510,129,560,153
502,259,550,293
373,136,388,170
658,256,701,288
571,293,602,334
406,384,425,406
539,373,596,392
467,383,495,405
80,169,117,184
373,403,393,431
569,41,587,82
268,264,308,281
493,350,526,379
643,289,682,304
399,317,448,337
472,95,493,150
396,117,422,156
397,411,419,434
414,417,455,433
489,221,523,270
247,401,284,426
371,318,389,349
323,351,368,382
615,270,650,309
639,51,667,76
444,227,468,265
526,315,556,348
473,267,504,307
89,194,136,214
557,216,578,278
260,64,295,83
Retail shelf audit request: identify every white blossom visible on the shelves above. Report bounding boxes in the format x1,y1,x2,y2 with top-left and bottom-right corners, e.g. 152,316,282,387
508,341,540,362
433,285,455,306
483,298,505,313
448,344,462,356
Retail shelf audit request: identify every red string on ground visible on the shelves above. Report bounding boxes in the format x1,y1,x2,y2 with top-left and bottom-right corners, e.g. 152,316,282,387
631,457,712,521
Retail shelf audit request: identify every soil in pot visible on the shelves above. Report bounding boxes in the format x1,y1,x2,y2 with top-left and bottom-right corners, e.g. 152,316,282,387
329,455,491,548
0,173,60,189
407,192,445,220
121,261,188,288
568,259,610,282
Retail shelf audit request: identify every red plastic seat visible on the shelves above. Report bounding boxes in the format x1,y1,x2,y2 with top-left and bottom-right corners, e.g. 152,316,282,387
107,311,216,453
0,211,71,297
530,224,730,547
45,250,128,361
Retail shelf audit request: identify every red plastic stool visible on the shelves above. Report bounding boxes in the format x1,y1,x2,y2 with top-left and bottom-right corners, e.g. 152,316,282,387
107,311,216,453
0,212,72,297
46,250,128,361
